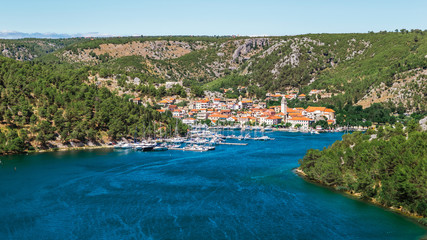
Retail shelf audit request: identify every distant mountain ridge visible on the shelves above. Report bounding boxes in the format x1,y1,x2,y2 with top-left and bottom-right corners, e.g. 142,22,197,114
0,31,112,39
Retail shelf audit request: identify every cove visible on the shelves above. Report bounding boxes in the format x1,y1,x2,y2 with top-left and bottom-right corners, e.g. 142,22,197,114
0,132,425,239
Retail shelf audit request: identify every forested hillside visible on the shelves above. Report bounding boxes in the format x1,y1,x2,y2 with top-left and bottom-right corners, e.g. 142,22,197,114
0,56,186,154
20,31,425,112
2,32,427,111
299,121,427,222
0,38,86,61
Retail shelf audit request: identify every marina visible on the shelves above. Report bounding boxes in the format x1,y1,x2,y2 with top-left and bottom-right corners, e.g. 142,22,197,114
111,126,277,152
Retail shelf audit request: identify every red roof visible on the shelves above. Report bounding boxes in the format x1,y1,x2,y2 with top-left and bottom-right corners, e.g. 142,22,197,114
289,117,313,121
266,116,282,120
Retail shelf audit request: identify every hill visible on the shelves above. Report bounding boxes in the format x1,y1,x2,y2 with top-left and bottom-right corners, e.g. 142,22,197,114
0,38,86,61
298,121,427,223
2,32,427,113
0,56,186,155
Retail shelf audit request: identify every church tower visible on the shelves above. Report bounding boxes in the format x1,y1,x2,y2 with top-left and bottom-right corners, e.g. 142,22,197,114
281,96,287,115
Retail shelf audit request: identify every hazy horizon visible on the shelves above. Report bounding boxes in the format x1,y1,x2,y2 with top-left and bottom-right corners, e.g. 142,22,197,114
2,0,427,38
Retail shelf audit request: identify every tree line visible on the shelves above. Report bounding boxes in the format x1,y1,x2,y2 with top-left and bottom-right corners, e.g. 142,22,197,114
0,56,186,154
299,120,427,222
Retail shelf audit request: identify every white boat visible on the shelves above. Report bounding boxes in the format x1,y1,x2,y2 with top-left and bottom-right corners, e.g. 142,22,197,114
153,146,168,151
120,143,133,149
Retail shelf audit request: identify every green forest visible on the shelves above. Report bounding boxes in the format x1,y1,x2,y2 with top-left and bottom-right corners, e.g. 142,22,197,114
2,32,427,112
0,56,186,155
299,121,427,223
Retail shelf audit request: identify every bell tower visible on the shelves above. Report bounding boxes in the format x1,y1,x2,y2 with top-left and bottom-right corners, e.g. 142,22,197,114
281,96,287,115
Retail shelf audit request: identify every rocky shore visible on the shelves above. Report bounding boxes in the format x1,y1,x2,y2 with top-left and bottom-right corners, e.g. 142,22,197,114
294,168,427,228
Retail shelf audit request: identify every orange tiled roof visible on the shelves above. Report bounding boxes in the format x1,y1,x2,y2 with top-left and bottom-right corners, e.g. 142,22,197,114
306,106,327,112
286,108,301,113
209,113,228,118
289,117,313,121
266,115,282,120
325,108,335,113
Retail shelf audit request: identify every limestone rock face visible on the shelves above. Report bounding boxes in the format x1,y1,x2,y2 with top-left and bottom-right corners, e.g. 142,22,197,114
420,116,427,131
232,38,269,63
133,77,141,85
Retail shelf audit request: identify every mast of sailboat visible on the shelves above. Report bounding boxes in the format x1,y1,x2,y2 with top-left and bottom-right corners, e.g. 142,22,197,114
175,118,179,138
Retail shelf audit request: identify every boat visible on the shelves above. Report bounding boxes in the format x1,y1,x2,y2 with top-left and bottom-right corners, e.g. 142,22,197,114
183,144,208,152
153,146,168,151
168,144,181,149
120,143,133,149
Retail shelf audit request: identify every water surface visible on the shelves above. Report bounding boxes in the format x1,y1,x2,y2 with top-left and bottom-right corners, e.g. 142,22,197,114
0,132,425,239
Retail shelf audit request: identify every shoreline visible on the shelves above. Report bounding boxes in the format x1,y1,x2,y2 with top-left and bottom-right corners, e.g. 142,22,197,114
36,144,114,153
1,144,115,157
294,168,427,228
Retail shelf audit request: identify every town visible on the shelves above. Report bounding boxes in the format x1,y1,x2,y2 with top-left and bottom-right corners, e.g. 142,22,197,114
149,90,336,132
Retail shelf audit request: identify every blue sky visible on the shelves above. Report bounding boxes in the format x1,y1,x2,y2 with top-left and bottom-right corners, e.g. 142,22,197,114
2,0,427,36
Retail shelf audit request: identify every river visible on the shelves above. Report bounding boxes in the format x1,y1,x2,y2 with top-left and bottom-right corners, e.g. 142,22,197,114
0,132,425,239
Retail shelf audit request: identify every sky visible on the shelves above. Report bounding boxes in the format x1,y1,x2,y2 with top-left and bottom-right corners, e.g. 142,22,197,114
1,0,427,37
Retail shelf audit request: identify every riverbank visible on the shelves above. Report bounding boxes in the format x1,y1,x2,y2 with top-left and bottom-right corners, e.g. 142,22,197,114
36,144,114,153
0,143,114,157
294,168,427,228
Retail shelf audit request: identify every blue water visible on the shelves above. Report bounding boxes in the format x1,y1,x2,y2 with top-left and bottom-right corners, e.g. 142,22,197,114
0,132,425,240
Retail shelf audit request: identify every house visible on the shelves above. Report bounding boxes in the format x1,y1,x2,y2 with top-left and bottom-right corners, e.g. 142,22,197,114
258,102,266,109
276,112,287,119
220,109,232,116
227,116,238,122
265,115,282,125
212,98,221,105
131,97,142,105
208,113,228,122
172,109,183,118
195,99,210,109
324,108,336,120
183,118,197,125
240,100,253,109
309,89,322,96
286,117,314,129
259,114,270,125
239,116,250,125
168,105,177,111
158,97,175,106
270,94,282,101
298,94,306,100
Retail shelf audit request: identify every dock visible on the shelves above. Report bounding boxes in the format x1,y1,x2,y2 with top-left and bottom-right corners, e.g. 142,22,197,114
218,142,248,146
